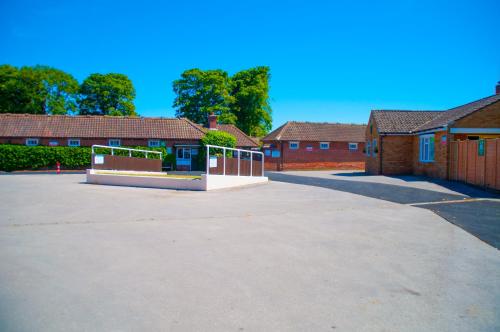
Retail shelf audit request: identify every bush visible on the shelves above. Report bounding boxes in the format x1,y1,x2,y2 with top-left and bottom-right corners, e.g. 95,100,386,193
0,144,173,172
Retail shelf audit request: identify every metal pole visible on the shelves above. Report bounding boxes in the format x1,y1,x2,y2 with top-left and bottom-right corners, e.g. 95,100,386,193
250,152,253,176
145,152,148,159
129,150,131,157
223,147,226,175
111,148,114,156
237,150,240,176
261,152,264,177
206,145,210,176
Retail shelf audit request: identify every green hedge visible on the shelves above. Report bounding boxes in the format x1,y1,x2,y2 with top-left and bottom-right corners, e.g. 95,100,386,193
0,144,175,172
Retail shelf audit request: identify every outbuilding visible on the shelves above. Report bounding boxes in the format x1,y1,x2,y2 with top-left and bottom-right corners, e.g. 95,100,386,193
262,121,366,171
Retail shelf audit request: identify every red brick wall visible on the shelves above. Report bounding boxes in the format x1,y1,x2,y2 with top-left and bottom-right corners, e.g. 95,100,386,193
412,130,448,179
379,135,414,175
263,140,365,170
365,115,380,174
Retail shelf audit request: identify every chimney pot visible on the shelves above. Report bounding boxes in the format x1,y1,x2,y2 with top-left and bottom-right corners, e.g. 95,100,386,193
208,113,217,129
496,81,500,95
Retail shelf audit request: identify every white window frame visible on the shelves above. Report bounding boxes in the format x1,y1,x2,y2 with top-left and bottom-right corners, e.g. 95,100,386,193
366,141,371,156
319,142,329,150
349,143,358,151
108,139,121,147
372,139,377,156
148,139,161,148
26,138,39,146
68,139,80,147
289,141,299,150
419,134,435,162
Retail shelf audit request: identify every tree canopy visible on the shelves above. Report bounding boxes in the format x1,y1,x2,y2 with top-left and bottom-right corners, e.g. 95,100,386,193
231,66,272,137
79,73,137,116
0,65,79,115
173,69,235,125
172,66,272,136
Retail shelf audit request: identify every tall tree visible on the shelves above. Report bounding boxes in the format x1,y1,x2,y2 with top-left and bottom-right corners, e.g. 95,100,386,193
172,68,235,125
33,65,79,115
0,65,78,115
79,73,136,116
230,66,272,137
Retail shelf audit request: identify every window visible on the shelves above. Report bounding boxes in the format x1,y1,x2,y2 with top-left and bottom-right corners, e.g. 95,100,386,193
419,134,435,162
68,139,80,147
271,150,280,158
306,145,313,151
264,149,271,156
26,138,39,146
349,143,358,151
49,140,59,146
108,139,121,147
166,147,172,154
320,142,329,150
148,140,161,148
372,139,377,156
366,141,371,156
289,141,299,150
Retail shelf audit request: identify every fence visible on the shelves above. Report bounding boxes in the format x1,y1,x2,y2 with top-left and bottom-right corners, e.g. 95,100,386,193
449,139,500,190
91,145,162,172
205,145,264,177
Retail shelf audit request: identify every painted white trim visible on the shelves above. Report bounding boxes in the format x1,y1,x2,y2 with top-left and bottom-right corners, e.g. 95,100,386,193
108,139,121,147
289,141,299,150
414,127,446,135
348,142,358,151
319,142,329,149
148,139,161,148
26,138,39,146
68,138,80,147
449,128,500,134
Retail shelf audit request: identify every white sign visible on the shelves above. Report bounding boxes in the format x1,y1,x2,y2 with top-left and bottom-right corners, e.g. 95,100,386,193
209,156,218,168
94,154,104,165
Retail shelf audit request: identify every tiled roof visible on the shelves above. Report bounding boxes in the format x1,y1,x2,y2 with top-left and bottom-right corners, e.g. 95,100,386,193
262,121,366,142
371,110,444,134
215,124,259,147
0,114,206,139
372,93,500,134
414,94,500,132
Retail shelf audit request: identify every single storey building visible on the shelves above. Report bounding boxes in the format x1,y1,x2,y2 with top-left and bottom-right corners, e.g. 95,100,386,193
0,113,259,171
262,121,366,170
365,83,500,180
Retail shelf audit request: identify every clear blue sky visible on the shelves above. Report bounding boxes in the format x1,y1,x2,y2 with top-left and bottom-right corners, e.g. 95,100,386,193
1,0,499,129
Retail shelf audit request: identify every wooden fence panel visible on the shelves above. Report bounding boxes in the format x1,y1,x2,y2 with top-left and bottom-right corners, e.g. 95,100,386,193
449,139,499,191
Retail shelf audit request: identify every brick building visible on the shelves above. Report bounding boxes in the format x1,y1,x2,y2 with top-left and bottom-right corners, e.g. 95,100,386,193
365,83,500,179
262,121,366,170
0,113,259,171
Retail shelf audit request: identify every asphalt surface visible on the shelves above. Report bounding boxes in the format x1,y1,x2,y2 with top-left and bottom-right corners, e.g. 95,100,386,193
1,174,499,331
267,172,500,249
267,172,468,204
419,200,500,249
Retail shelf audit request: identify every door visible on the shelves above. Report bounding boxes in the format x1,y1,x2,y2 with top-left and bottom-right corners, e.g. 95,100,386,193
176,147,192,170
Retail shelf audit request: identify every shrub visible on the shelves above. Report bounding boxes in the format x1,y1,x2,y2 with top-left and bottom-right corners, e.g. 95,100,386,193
0,144,173,172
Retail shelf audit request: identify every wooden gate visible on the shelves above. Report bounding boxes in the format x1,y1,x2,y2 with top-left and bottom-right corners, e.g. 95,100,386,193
449,139,500,190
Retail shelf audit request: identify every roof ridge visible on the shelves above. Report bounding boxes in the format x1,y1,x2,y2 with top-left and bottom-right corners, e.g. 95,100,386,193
218,123,260,145
447,94,499,111
181,117,208,135
275,121,291,140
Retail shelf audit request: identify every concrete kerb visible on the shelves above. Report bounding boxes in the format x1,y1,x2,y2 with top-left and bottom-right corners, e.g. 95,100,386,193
86,169,268,191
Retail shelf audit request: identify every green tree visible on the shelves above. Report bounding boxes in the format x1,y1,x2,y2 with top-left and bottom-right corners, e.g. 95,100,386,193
0,65,78,115
230,66,272,137
172,68,235,125
33,66,79,115
79,73,136,116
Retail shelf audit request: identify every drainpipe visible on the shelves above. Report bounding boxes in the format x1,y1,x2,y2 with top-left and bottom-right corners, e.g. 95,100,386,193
379,135,383,175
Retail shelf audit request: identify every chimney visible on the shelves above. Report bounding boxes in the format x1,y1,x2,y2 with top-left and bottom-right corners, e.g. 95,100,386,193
208,113,217,130
496,81,500,95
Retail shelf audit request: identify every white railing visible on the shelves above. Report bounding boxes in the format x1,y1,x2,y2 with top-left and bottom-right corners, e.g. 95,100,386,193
205,144,264,177
91,145,162,159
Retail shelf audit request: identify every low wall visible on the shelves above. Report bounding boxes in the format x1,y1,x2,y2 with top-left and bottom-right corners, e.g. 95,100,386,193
265,161,365,171
86,169,268,191
91,154,162,172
